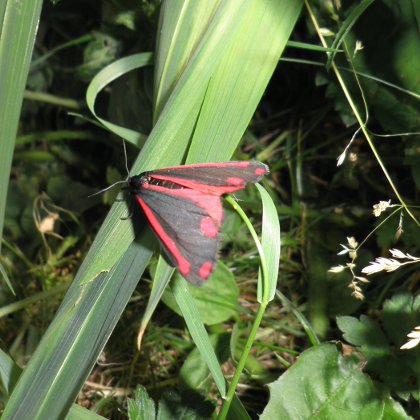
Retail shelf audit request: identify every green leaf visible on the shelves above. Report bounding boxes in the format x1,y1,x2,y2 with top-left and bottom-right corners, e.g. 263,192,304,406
127,386,156,420
4,1,303,417
79,0,253,287
0,260,14,295
126,385,214,420
186,0,298,163
0,0,43,251
78,32,123,82
337,293,420,400
0,349,21,396
2,235,154,419
337,315,390,361
137,259,174,349
172,277,227,397
326,0,375,70
163,264,239,325
86,53,153,147
157,389,214,420
261,343,410,419
256,184,280,303
67,404,107,420
154,1,221,118
179,334,230,394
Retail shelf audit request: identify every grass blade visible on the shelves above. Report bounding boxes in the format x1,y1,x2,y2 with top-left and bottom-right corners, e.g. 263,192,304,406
0,0,43,251
2,235,154,418
256,184,281,303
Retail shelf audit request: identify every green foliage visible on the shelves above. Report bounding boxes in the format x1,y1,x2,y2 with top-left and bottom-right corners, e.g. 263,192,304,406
179,333,230,395
338,293,420,401
127,386,155,420
0,349,21,398
127,385,214,420
261,343,410,420
1,0,419,419
162,264,239,326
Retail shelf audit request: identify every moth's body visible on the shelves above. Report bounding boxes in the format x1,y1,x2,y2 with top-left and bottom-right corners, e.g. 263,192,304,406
129,173,185,191
127,161,268,285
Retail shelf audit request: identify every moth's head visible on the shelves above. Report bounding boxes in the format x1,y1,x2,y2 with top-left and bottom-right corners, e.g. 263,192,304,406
128,173,149,193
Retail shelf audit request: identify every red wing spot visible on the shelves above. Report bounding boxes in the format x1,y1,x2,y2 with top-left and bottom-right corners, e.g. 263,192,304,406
200,216,218,238
254,167,266,176
226,177,245,186
135,196,191,276
199,261,213,279
178,260,191,276
231,161,250,168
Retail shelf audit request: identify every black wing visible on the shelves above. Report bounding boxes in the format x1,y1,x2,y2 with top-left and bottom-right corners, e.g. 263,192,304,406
134,186,223,285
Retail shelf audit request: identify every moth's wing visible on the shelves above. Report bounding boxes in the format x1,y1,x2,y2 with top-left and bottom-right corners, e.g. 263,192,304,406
135,186,223,285
148,161,268,193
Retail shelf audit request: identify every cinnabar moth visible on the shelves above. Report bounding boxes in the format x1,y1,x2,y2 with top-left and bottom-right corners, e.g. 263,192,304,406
127,161,268,285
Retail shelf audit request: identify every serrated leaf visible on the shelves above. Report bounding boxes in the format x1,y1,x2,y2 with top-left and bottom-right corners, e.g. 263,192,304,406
337,293,420,400
157,389,214,420
261,343,410,419
127,386,156,420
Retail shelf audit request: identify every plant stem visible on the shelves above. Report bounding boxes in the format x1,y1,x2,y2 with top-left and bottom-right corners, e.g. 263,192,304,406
218,302,267,419
305,0,419,228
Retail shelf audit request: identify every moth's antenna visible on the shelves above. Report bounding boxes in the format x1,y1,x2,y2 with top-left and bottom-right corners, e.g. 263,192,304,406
89,139,131,198
122,139,130,179
88,180,127,197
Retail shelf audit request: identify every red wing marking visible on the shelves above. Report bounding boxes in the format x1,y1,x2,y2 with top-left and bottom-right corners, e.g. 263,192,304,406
148,175,246,194
200,216,218,238
155,161,252,171
254,167,266,176
134,195,191,276
199,262,213,280
225,177,246,186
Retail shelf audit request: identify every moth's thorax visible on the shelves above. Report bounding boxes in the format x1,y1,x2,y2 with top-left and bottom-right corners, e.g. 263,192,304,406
128,173,150,193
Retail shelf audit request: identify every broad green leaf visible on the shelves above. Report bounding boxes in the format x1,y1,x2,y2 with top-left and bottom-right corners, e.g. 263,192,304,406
186,0,301,162
67,404,107,420
2,235,154,419
79,0,251,287
127,386,156,420
0,350,103,419
126,385,214,420
157,389,214,420
154,1,220,118
179,334,230,394
261,343,410,419
172,277,227,397
4,1,302,418
337,293,420,400
163,264,239,325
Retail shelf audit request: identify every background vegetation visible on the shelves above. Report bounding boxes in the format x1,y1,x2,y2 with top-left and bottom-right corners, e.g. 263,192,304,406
0,0,419,419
